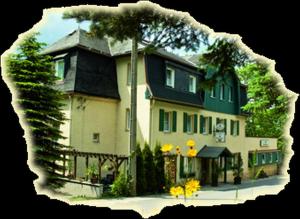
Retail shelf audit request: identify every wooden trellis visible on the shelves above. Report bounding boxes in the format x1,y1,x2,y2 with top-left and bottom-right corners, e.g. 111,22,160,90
62,150,128,181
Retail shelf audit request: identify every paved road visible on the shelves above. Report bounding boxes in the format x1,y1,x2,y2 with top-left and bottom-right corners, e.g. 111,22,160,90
58,175,289,218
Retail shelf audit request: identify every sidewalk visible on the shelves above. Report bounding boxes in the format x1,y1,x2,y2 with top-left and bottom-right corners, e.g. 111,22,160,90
200,174,289,191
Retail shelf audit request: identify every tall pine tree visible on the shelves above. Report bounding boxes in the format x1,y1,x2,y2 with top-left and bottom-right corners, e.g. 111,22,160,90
5,33,68,189
143,143,156,194
136,143,146,195
154,143,165,193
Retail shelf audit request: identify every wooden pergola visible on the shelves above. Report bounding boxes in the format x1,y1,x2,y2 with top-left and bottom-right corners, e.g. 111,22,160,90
62,150,128,181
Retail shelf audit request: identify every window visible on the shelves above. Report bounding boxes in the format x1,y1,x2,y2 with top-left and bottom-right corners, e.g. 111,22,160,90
229,86,233,102
183,113,197,134
55,59,65,80
163,111,171,132
210,86,216,98
125,108,130,131
92,133,100,143
186,114,193,133
230,120,240,136
200,116,212,134
166,67,175,88
220,83,225,100
159,109,177,132
269,153,273,163
184,157,195,176
127,63,131,85
188,75,196,93
261,153,266,164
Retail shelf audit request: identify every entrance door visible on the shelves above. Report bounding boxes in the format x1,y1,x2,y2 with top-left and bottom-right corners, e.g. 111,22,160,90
200,158,210,185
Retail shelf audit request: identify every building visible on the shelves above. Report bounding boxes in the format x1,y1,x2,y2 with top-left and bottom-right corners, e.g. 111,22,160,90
43,29,281,185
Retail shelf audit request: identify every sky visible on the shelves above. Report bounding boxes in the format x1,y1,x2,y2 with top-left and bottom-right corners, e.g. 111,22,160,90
35,11,206,57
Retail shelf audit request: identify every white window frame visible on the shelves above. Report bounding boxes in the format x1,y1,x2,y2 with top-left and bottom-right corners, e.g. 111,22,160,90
203,117,209,134
188,75,196,93
166,67,175,88
261,153,266,164
125,108,130,131
163,111,171,132
127,63,131,86
186,114,193,134
55,59,65,80
229,86,233,102
210,86,216,98
220,83,225,100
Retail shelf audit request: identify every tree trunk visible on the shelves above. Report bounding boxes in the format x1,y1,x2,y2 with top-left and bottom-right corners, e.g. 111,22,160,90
129,36,138,196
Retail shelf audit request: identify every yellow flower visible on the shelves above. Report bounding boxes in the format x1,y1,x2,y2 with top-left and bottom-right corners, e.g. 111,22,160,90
186,140,196,147
185,179,201,193
176,146,181,155
161,144,173,153
170,186,184,197
185,187,194,197
187,148,197,157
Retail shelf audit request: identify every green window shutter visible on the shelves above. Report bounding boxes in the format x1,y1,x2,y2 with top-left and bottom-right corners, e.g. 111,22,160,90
209,117,212,134
159,109,164,131
224,119,227,134
183,113,187,133
180,156,184,178
230,120,234,135
237,121,240,135
216,117,220,125
172,111,177,132
193,114,198,133
200,115,204,134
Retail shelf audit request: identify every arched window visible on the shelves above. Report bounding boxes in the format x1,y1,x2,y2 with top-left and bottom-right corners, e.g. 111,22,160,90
220,83,225,100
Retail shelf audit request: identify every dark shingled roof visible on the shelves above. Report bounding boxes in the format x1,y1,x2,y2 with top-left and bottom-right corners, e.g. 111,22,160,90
42,29,111,56
197,145,233,158
43,29,197,68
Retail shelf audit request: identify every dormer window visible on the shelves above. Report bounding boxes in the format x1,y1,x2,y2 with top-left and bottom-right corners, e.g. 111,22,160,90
188,75,196,93
55,59,65,80
220,83,225,100
229,86,233,102
210,86,216,98
166,67,175,88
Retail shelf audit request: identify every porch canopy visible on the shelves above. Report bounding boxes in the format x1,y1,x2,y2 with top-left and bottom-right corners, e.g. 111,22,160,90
196,145,233,158
196,145,233,184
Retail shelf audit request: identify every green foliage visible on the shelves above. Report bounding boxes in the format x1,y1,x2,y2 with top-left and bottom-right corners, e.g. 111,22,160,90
110,173,132,197
86,163,98,179
63,3,208,52
136,143,146,195
237,63,289,152
154,142,165,193
5,33,68,189
233,154,244,178
142,142,156,193
198,38,249,89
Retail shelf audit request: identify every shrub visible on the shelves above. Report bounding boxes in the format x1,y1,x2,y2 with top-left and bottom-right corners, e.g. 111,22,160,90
143,142,156,193
110,173,132,197
154,142,165,193
136,143,146,195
